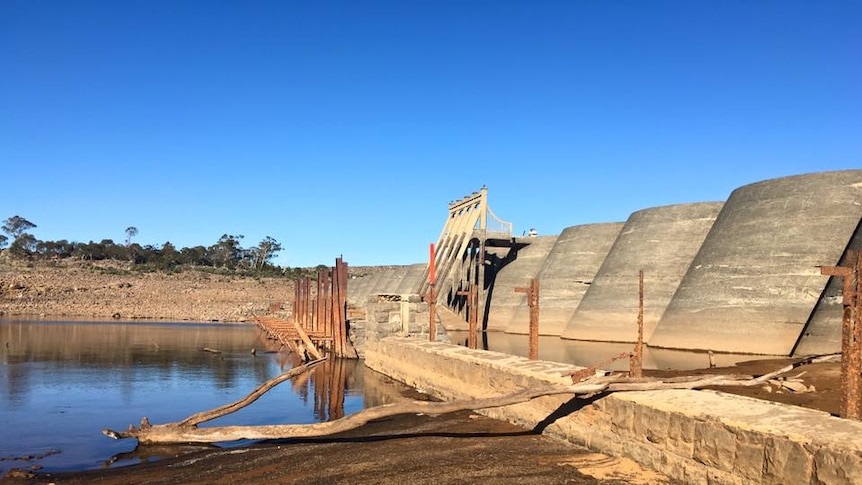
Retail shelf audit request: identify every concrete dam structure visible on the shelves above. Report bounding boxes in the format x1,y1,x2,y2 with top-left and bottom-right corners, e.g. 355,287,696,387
650,170,862,355
346,169,862,357
560,202,724,343
484,235,558,332
505,222,623,336
794,227,862,356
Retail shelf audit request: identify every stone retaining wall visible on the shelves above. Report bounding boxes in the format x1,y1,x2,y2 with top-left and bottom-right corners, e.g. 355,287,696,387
365,337,862,485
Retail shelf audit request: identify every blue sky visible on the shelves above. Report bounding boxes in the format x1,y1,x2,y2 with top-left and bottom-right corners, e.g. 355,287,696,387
1,1,859,267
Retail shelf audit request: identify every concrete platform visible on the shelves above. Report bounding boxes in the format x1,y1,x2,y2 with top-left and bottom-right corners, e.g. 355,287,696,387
366,337,862,485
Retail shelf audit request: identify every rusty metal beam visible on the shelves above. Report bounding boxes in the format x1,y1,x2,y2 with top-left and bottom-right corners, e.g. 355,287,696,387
515,278,540,360
429,243,437,342
331,261,343,358
820,250,862,420
456,283,479,349
630,270,645,378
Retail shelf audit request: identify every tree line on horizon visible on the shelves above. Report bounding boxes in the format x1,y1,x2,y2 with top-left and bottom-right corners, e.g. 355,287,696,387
0,215,318,277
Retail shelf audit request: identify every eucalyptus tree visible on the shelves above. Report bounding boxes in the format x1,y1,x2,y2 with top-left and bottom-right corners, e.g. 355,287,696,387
125,226,138,245
251,236,283,270
2,216,37,259
208,234,245,269
2,215,36,240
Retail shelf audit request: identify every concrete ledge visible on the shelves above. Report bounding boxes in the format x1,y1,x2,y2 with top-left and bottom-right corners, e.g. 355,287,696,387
365,337,862,485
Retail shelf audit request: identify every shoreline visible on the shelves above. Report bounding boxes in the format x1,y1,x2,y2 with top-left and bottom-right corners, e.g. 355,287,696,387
2,408,669,485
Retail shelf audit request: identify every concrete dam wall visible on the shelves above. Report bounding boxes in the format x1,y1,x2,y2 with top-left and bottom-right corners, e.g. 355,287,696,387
560,202,724,343
484,235,558,332
794,224,862,355
394,263,426,294
505,222,623,336
650,170,862,355
346,169,862,357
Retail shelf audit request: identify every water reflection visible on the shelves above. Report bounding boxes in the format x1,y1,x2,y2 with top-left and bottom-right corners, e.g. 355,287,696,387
447,330,778,371
0,319,408,474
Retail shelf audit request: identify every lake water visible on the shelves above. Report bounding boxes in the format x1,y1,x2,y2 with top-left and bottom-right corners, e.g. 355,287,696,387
0,319,778,476
0,319,407,475
447,330,776,371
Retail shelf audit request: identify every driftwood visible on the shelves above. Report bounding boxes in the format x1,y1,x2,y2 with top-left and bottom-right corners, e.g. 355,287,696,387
103,352,840,445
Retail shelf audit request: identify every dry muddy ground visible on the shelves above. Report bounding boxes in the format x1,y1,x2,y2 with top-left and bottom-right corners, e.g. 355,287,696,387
0,260,298,322
2,415,670,485
3,393,673,485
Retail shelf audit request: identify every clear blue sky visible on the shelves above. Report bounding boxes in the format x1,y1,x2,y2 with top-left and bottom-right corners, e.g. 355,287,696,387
1,1,859,267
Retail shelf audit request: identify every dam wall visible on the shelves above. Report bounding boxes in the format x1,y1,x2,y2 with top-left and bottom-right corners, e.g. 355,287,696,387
560,202,723,343
347,170,862,357
505,223,623,336
650,170,862,355
366,338,862,485
394,263,426,295
484,235,558,332
378,266,410,294
347,271,382,306
794,223,862,355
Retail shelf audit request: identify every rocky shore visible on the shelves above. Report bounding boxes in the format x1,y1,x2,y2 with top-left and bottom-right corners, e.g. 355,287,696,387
0,260,294,322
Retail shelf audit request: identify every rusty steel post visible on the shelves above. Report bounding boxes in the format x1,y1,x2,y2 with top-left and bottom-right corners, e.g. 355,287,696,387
323,270,332,337
529,278,539,360
339,259,349,356
515,278,540,360
331,261,343,358
316,270,325,334
630,270,645,378
470,283,479,350
292,280,299,325
300,278,306,328
302,277,311,329
852,252,862,420
297,278,305,329
456,284,478,349
821,251,861,419
324,298,332,339
429,243,437,342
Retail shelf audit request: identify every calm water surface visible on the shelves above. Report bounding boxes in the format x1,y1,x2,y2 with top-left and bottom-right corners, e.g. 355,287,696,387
0,319,405,474
447,331,777,371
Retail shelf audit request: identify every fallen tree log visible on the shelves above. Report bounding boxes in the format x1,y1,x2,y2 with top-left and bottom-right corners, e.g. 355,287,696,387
102,352,839,445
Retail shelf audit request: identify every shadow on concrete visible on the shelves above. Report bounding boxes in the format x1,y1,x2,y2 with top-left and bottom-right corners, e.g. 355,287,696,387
481,243,526,331
532,393,605,434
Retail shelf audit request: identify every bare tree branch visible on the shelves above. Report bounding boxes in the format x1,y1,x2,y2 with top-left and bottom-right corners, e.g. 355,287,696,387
102,353,839,445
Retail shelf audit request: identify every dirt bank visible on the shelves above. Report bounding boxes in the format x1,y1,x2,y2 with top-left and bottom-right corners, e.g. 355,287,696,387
0,260,295,322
